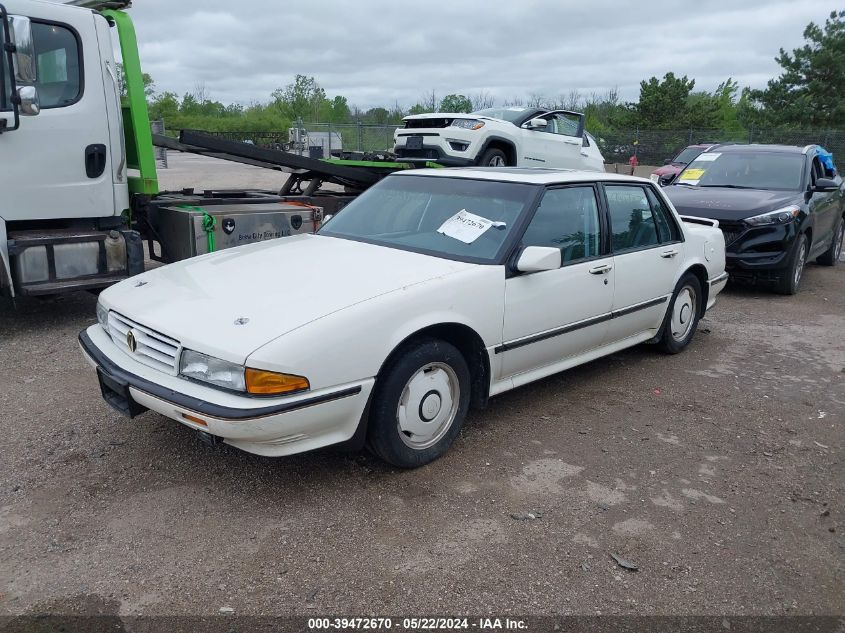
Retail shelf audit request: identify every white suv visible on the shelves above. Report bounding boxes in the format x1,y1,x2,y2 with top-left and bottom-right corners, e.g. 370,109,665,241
393,106,605,171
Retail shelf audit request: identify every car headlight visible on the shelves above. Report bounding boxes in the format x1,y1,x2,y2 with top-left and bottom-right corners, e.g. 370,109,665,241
96,301,109,332
179,349,310,396
745,205,801,226
450,119,485,130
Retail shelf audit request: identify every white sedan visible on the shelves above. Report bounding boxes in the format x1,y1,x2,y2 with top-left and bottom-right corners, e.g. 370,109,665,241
79,169,727,468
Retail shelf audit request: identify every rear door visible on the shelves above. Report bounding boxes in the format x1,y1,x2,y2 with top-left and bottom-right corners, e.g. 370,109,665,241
602,183,685,342
0,3,114,222
807,152,840,257
519,111,585,169
500,185,613,380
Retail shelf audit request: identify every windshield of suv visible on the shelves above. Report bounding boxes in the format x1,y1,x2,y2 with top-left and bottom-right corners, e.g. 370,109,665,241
318,175,538,263
672,147,705,164
472,107,534,124
677,151,805,191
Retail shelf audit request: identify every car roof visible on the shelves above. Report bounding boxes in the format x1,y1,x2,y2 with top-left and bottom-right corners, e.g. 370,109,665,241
710,144,809,154
391,167,653,186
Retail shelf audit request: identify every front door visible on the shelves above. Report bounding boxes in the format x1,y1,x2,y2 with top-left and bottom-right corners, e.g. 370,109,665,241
0,3,114,223
501,185,613,379
519,111,585,169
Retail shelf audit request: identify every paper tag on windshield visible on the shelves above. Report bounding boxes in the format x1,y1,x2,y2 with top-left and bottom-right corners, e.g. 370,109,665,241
437,210,499,244
695,152,721,162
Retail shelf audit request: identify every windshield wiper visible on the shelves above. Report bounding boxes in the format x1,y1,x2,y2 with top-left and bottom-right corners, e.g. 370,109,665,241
698,184,757,189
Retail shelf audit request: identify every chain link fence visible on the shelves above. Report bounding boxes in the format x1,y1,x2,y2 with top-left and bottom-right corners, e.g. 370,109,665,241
178,125,844,166
598,128,845,165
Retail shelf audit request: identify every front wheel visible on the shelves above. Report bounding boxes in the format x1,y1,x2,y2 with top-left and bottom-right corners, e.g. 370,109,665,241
477,148,508,167
776,233,808,295
656,273,703,354
367,339,471,468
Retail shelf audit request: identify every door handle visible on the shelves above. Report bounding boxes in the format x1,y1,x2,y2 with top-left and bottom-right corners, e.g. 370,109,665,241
660,249,679,258
85,144,107,179
589,264,613,274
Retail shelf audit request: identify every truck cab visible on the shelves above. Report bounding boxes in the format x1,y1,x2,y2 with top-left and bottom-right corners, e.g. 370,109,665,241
0,0,142,297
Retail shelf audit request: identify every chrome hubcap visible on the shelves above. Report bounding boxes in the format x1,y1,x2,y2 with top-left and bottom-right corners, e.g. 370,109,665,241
794,241,806,285
396,362,460,450
670,286,697,342
489,155,506,167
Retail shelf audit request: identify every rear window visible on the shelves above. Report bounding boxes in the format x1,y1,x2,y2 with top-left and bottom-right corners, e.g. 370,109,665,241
673,147,704,164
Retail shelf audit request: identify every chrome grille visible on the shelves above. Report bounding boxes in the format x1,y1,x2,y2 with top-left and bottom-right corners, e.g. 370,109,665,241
108,311,181,375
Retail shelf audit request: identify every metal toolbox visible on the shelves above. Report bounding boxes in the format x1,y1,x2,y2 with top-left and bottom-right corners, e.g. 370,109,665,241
151,202,322,263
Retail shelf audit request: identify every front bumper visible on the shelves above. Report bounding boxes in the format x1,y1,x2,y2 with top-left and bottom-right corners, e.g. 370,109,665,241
78,325,374,457
394,132,478,166
720,222,800,280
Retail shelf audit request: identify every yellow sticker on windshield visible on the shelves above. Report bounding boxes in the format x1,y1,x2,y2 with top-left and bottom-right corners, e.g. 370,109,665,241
681,168,705,180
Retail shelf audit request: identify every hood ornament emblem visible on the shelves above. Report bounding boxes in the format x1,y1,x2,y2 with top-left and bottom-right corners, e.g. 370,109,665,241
234,317,250,326
126,329,138,353
134,280,148,287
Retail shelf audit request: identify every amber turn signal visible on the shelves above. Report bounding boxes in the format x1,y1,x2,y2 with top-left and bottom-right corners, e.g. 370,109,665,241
245,368,310,395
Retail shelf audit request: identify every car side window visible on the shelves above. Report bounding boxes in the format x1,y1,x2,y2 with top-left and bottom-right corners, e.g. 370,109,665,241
553,113,581,137
605,185,660,252
646,188,680,242
32,21,82,108
521,187,601,264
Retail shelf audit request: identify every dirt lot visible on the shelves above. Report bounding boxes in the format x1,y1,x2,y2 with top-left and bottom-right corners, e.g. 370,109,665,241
0,163,843,618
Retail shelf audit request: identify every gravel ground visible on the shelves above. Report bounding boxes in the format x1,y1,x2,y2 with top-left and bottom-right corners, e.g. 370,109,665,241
0,160,842,618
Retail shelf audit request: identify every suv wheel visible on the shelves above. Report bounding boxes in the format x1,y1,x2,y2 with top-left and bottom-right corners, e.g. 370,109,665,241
478,148,507,167
817,216,844,266
777,233,808,295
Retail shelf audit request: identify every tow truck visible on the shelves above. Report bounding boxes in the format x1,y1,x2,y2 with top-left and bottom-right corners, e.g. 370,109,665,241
0,0,435,298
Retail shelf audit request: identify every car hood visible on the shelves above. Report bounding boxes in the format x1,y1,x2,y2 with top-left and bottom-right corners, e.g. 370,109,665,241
664,185,802,221
653,164,684,177
100,235,475,364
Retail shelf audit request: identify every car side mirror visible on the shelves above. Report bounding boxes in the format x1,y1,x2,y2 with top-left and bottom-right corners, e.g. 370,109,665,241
515,246,561,273
663,158,671,165
9,15,36,84
526,118,547,130
814,177,839,192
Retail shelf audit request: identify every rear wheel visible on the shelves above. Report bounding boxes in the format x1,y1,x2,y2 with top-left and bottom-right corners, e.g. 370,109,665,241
478,148,508,167
656,273,702,354
776,233,808,295
817,216,844,266
367,339,470,468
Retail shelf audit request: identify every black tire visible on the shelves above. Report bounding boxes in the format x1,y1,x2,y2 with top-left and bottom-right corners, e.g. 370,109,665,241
477,147,508,167
816,216,844,266
367,338,471,468
776,233,808,295
656,273,703,354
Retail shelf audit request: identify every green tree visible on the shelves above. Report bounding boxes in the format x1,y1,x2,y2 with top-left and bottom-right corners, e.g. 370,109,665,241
439,94,473,113
635,72,696,128
753,10,845,127
271,74,326,122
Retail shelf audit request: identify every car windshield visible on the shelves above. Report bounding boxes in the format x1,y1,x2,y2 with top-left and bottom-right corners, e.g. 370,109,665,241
673,147,705,164
318,175,538,264
472,107,534,123
677,151,805,191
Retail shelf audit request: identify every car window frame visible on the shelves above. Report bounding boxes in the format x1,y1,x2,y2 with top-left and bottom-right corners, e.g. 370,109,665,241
30,18,84,110
599,182,682,255
508,183,610,273
645,186,683,244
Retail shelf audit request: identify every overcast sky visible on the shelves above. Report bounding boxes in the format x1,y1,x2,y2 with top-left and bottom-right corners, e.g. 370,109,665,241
125,0,834,109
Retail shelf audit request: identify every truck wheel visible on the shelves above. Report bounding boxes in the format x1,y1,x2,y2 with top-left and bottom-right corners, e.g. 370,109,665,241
656,273,702,354
776,233,808,295
367,339,470,468
816,216,844,266
478,148,508,167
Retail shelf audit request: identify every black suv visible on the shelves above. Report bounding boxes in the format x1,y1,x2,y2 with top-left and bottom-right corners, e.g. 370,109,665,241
664,144,844,294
